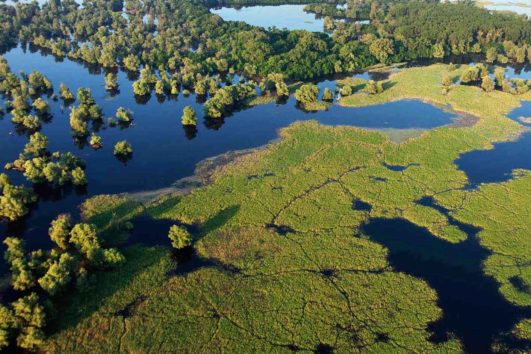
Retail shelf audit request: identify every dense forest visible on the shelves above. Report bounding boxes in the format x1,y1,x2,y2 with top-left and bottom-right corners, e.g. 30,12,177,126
0,0,529,90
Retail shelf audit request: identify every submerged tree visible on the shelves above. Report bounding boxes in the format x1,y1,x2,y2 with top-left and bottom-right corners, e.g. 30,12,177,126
105,73,119,91
181,106,197,126
113,141,133,157
0,173,36,222
59,83,74,102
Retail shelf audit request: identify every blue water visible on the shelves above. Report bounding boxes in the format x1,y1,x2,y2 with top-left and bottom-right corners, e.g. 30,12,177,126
0,45,457,247
211,5,326,32
456,101,531,188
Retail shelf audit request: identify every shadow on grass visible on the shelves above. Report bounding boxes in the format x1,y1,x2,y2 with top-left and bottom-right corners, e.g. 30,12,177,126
50,245,168,334
199,205,240,238
50,205,241,335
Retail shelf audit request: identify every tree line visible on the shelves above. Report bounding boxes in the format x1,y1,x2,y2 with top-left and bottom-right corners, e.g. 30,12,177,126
0,0,528,99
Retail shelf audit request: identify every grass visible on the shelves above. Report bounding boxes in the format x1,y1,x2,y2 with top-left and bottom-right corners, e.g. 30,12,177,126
43,64,531,352
299,100,330,111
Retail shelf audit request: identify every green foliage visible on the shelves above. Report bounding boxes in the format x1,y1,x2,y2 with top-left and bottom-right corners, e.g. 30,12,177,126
89,133,102,148
294,83,319,104
38,253,75,296
203,83,256,118
481,76,495,92
168,225,192,250
105,72,118,91
339,85,352,96
76,88,95,107
24,62,530,353
71,167,87,186
28,71,52,92
116,107,133,123
114,141,133,157
442,74,452,87
7,132,86,188
0,173,36,222
366,80,384,95
132,80,151,96
69,223,101,261
322,87,334,101
369,38,394,64
49,214,72,250
12,293,46,350
181,106,197,126
32,97,50,114
59,83,74,101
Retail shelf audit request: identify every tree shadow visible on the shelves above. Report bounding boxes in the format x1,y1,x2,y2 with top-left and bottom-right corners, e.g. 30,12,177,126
382,81,396,90
49,205,241,336
199,205,240,239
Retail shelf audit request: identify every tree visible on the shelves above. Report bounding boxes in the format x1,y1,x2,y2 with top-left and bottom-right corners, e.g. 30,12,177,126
0,305,15,350
90,134,102,149
432,43,445,59
442,75,452,87
32,98,50,114
322,87,334,101
494,67,506,87
133,80,150,96
69,223,100,261
481,76,495,92
37,253,74,296
275,81,289,97
71,167,87,186
515,46,527,64
366,80,383,95
59,83,74,102
114,141,133,157
116,107,133,123
69,107,88,137
12,293,45,350
0,175,36,222
369,38,394,64
181,106,197,126
49,214,72,250
460,66,481,84
105,72,118,91
168,225,192,250
323,16,335,32
76,88,95,107
123,54,140,72
294,84,319,104
340,85,352,96
486,47,497,64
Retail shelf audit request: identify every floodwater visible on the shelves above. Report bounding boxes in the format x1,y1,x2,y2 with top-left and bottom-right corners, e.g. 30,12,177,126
0,45,458,247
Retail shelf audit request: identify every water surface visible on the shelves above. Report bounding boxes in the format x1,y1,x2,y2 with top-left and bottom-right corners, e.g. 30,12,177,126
456,102,531,188
0,46,457,250
211,5,326,32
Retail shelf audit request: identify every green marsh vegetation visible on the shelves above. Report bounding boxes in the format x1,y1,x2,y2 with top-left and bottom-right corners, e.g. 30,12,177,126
34,63,531,353
0,0,531,351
